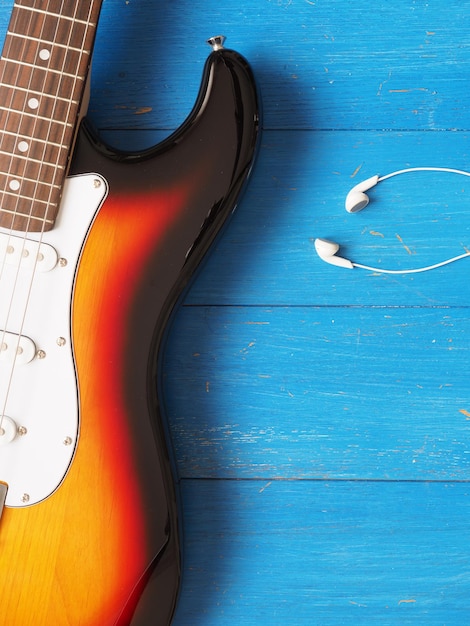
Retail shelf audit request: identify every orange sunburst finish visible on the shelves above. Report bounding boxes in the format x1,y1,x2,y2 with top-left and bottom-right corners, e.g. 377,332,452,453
0,43,259,626
0,185,190,626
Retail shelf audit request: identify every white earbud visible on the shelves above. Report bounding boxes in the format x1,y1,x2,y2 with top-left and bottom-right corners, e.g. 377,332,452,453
314,237,470,274
314,238,353,268
345,166,470,213
345,175,379,213
316,165,470,274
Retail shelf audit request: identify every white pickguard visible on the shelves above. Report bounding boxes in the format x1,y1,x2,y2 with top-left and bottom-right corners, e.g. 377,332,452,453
0,174,108,507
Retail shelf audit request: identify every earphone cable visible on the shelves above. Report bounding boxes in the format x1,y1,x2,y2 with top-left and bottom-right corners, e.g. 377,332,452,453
378,166,470,183
353,251,470,274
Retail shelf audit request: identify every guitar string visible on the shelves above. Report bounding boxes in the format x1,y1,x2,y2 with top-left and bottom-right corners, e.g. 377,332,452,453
0,2,40,426
0,7,35,303
0,0,97,427
0,0,66,430
0,1,99,436
0,1,40,260
0,0,97,438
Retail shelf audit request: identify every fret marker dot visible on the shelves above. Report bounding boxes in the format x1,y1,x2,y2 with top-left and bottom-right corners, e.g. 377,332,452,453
39,49,51,61
28,97,39,110
18,141,29,153
9,179,20,191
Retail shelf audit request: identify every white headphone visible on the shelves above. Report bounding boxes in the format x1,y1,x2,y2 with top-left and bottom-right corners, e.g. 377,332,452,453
315,167,470,274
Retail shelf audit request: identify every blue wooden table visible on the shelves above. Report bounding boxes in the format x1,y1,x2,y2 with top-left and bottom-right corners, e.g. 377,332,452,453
5,0,469,623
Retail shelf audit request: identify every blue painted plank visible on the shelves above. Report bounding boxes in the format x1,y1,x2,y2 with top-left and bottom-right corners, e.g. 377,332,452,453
163,306,470,480
173,479,470,625
87,0,470,131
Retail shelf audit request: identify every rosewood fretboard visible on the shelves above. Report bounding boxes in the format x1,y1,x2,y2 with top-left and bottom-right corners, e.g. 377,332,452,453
0,0,103,232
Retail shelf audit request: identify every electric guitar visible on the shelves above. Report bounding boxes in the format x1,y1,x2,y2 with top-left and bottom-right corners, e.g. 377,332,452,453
0,1,260,624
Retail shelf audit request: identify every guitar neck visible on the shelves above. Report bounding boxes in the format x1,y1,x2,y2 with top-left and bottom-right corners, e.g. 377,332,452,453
0,0,103,233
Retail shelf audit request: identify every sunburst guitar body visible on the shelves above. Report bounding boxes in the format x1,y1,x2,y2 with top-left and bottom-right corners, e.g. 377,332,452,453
0,7,260,622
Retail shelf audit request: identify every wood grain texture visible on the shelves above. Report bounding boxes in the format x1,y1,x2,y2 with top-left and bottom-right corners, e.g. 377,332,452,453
89,0,470,132
173,479,470,625
163,305,470,481
0,0,468,623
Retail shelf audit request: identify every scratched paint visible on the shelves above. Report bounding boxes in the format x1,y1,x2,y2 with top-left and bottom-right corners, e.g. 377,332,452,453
395,234,414,255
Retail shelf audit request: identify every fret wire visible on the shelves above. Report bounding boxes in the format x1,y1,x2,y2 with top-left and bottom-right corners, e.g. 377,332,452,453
0,83,80,104
0,206,54,223
7,12,89,38
0,128,68,149
14,0,100,20
0,173,60,189
0,106,73,128
0,56,85,81
7,31,90,55
12,4,97,27
2,37,88,79
0,74,85,105
5,22,92,68
0,161,64,188
0,150,65,169
2,190,56,205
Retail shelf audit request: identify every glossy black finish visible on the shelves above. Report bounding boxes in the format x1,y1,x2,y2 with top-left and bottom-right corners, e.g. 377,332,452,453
70,45,260,625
